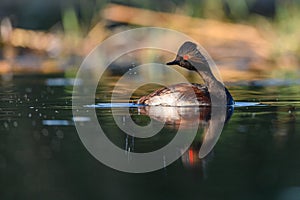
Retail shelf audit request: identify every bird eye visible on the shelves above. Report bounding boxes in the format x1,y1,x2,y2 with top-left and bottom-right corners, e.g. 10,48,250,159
183,55,189,60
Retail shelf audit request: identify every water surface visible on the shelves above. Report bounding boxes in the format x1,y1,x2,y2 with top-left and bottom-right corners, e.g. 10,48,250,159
0,74,300,200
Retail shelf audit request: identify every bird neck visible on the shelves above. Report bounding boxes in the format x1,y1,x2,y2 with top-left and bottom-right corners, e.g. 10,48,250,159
197,67,229,104
192,60,233,105
197,69,223,89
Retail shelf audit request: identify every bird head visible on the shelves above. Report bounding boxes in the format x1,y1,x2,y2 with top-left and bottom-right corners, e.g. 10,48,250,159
166,41,206,71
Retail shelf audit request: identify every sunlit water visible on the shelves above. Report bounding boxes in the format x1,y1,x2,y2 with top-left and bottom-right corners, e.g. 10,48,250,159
1,74,300,200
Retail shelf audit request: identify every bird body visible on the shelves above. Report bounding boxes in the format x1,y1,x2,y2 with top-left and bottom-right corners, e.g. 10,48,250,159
137,83,210,106
137,41,234,106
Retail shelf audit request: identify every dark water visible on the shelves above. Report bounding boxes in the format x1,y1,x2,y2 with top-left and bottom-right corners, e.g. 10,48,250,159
1,73,300,200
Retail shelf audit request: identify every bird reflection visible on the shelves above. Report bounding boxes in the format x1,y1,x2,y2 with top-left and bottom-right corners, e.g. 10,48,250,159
138,106,211,129
137,105,234,174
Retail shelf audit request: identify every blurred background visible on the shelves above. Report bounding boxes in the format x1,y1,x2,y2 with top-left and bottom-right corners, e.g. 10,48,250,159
1,2,300,200
0,0,299,81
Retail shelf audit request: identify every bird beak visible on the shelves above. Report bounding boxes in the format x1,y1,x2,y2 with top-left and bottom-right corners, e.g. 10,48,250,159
166,60,179,65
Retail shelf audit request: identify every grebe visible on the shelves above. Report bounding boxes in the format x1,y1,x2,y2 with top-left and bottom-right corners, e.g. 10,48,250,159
137,41,234,106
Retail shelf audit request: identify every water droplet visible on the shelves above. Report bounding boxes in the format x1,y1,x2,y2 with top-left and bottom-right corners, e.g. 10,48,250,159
41,128,49,136
56,130,64,139
25,87,32,93
28,113,32,118
3,122,8,129
55,110,59,113
13,121,18,127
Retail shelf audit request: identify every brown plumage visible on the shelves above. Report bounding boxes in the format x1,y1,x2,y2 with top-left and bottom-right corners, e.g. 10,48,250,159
137,83,211,106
